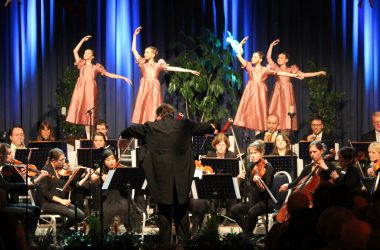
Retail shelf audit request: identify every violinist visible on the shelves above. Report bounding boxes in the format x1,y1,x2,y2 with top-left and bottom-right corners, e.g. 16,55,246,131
0,143,41,246
8,126,26,157
367,142,380,177
229,140,274,237
279,141,338,193
330,147,362,194
91,149,146,232
38,148,86,230
93,131,107,149
36,120,55,141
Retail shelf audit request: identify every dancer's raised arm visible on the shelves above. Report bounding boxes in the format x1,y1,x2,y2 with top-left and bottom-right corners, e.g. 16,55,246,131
132,26,142,60
166,66,200,76
104,72,132,85
73,35,91,63
300,71,327,78
237,36,249,67
267,39,280,67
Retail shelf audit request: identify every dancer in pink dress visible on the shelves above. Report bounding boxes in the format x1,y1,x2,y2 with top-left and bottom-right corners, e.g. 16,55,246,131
66,35,132,138
234,36,300,132
131,26,200,124
267,39,326,131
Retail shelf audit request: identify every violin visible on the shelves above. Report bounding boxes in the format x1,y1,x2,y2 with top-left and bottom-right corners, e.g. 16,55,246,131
56,163,74,177
374,161,380,174
251,159,266,178
195,160,214,175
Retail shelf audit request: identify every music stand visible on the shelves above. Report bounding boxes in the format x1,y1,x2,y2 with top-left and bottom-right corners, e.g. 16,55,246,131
28,141,68,155
102,168,146,233
192,174,240,222
351,142,371,157
193,135,215,158
263,155,298,178
15,148,51,169
77,148,103,169
264,142,274,155
199,158,240,176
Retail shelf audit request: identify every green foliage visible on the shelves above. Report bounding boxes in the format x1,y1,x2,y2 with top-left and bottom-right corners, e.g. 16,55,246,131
34,228,56,249
55,66,85,137
169,29,242,122
103,233,142,250
188,214,222,249
304,61,344,132
86,215,101,246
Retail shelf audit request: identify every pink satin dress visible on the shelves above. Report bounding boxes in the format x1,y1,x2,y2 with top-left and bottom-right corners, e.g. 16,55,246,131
131,57,168,124
234,63,275,131
66,59,106,125
268,65,302,130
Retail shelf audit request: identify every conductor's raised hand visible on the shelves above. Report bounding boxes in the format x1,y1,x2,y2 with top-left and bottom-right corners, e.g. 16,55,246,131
82,35,92,42
134,26,142,36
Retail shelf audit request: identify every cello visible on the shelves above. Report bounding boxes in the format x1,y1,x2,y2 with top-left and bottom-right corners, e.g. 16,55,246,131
276,150,335,223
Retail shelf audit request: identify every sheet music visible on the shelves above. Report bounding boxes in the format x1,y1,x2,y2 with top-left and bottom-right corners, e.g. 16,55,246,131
102,169,115,189
193,169,203,179
232,177,241,199
191,181,199,199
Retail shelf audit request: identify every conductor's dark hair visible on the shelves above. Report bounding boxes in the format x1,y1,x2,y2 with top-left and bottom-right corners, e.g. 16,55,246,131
156,103,175,119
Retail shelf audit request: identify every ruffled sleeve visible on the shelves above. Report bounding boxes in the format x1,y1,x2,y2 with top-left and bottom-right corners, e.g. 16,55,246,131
95,63,107,76
75,58,85,69
135,56,146,66
157,59,168,71
289,64,303,74
265,64,278,75
243,62,253,71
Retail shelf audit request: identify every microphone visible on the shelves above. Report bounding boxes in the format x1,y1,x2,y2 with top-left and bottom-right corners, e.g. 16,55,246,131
85,107,95,115
288,105,295,119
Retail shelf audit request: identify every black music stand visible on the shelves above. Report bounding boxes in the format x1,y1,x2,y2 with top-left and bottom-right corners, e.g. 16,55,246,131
192,174,240,222
28,141,68,155
264,142,274,155
77,148,103,169
351,142,371,157
263,155,298,178
102,168,146,232
15,148,51,169
193,135,215,158
199,158,240,176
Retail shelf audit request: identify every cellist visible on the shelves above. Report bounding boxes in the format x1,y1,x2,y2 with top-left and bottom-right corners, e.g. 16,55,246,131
279,141,338,196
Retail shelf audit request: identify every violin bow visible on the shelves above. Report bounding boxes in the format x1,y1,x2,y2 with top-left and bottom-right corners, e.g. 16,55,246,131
227,118,246,172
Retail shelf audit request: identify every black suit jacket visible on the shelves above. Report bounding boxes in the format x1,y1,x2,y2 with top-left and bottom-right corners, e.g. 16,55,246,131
301,131,336,142
361,130,377,142
120,117,214,204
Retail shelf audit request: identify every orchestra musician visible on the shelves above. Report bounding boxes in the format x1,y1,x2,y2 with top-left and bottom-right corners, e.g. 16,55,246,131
279,141,338,193
0,143,41,245
93,131,107,149
301,117,335,142
190,133,238,233
95,120,110,140
118,103,216,245
367,142,380,178
36,120,55,141
271,133,294,156
37,148,86,230
330,147,362,194
256,114,281,143
8,126,26,158
91,149,146,232
229,140,274,237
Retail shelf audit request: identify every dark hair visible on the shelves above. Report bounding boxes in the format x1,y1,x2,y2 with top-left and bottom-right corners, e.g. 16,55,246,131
46,148,64,165
272,133,292,155
338,147,357,160
37,120,55,141
309,141,325,151
0,143,6,164
156,103,175,119
254,51,264,60
101,149,117,165
279,51,290,60
8,125,24,137
310,116,324,124
93,131,107,142
95,120,109,129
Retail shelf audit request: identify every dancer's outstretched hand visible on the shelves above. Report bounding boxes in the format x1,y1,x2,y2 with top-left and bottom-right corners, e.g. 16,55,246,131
124,77,132,85
82,35,92,42
270,39,280,47
134,26,142,36
190,70,200,76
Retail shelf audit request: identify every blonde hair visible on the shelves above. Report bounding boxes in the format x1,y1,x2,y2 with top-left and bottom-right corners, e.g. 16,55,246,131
368,142,380,154
248,139,265,154
147,46,158,56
